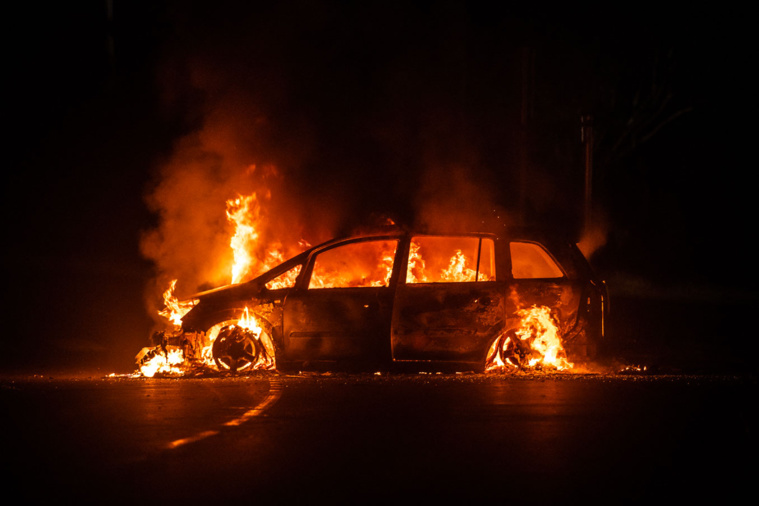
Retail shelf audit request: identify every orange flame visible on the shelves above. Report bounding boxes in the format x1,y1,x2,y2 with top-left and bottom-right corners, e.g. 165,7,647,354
139,347,185,377
239,306,276,370
226,194,301,287
265,265,302,290
309,241,397,289
487,305,573,372
517,306,572,369
237,306,262,335
441,249,477,282
226,194,261,284
406,240,428,283
407,240,489,283
157,279,195,328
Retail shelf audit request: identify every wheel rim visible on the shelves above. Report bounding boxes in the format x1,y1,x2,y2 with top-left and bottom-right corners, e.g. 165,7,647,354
212,325,261,372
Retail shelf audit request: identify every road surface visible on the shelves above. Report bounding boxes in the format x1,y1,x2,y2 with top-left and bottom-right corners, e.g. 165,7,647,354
2,371,755,504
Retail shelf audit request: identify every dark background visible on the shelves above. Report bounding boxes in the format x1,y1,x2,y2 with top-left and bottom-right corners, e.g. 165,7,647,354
3,1,755,374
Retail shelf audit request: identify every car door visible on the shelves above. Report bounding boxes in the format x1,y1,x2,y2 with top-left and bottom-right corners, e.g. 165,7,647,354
390,235,506,363
282,238,399,363
505,240,583,336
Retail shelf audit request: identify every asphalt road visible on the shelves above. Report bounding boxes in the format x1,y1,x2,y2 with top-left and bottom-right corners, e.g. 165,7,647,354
1,371,755,504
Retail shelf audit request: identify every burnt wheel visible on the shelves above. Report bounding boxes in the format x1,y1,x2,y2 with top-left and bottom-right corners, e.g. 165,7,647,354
485,330,530,370
211,325,261,372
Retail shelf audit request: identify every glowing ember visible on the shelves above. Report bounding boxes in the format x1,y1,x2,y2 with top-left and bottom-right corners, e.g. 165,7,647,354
486,305,573,372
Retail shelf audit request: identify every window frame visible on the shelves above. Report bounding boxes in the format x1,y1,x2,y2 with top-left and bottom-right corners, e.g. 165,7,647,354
508,240,567,280
404,234,497,285
305,237,401,290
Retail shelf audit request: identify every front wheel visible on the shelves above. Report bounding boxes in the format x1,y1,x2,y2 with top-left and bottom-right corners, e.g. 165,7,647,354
211,325,261,372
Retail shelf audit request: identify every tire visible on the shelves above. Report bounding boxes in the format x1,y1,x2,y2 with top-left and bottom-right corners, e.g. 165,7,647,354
206,313,277,372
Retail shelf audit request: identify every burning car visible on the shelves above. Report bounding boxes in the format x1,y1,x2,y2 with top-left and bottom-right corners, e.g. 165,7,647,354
140,227,607,375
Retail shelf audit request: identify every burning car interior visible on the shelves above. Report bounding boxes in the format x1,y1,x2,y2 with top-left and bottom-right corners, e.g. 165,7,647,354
137,225,607,377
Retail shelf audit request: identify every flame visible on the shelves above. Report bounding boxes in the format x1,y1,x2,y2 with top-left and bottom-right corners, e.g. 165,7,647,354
406,240,428,283
146,190,296,376
139,347,185,377
486,305,573,372
517,306,572,369
237,306,262,335
226,194,261,284
407,240,490,283
265,265,302,290
240,307,276,370
157,279,195,328
380,249,395,286
441,249,477,282
227,194,302,287
309,241,397,289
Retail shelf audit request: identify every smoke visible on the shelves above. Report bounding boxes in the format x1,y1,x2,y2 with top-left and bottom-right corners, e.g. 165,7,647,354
577,210,609,260
140,39,329,310
138,2,531,318
413,164,512,233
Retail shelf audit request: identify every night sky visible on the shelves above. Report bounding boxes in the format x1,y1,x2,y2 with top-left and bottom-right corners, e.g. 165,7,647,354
4,1,754,373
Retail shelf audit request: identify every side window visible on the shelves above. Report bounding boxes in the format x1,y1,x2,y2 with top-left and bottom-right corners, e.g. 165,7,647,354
407,236,496,283
265,265,302,290
308,240,398,289
510,242,564,279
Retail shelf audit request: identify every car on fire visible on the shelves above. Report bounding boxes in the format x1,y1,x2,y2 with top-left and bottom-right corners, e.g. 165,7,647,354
158,227,607,373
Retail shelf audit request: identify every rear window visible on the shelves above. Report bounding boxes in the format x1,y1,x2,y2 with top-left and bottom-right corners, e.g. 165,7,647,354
510,241,564,279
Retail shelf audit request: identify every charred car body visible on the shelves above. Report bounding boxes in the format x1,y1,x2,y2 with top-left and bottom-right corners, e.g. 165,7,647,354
160,228,607,373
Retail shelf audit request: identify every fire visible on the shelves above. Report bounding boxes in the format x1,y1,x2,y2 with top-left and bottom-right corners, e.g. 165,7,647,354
157,279,195,328
226,194,261,284
308,240,397,289
237,306,261,334
380,249,395,286
486,305,573,372
208,306,276,372
227,194,300,287
142,188,296,376
406,240,427,283
262,245,305,289
441,249,477,282
517,306,572,369
407,240,490,283
265,265,301,290
138,347,185,378
143,177,570,377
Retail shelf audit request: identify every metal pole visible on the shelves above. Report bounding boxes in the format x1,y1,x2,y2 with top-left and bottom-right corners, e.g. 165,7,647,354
581,115,594,235
519,47,534,226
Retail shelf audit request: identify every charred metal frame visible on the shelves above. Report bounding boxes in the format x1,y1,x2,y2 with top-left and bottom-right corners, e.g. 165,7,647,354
170,228,607,372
